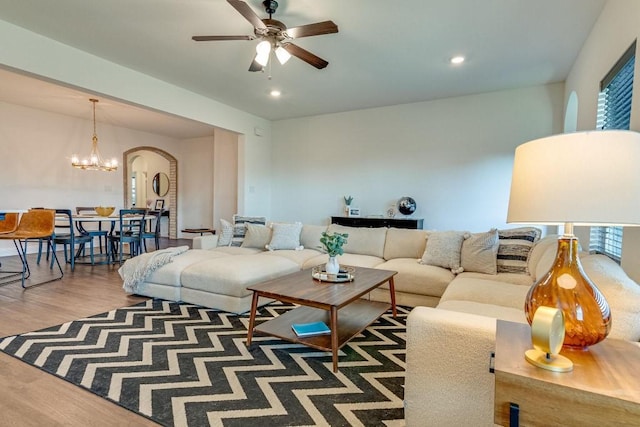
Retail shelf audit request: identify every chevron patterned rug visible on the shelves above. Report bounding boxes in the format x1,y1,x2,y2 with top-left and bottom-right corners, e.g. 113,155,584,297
0,299,408,427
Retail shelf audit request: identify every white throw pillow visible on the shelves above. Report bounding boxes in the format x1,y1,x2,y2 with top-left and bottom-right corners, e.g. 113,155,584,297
217,219,233,247
420,230,470,273
266,222,304,251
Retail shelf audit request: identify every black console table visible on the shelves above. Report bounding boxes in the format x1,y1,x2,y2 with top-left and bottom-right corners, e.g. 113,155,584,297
331,216,424,229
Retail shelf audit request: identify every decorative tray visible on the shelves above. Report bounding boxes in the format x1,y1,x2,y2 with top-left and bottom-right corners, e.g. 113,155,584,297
312,265,355,283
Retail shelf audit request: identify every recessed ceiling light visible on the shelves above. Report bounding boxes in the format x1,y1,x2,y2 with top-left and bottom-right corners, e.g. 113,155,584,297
270,90,281,97
450,56,465,65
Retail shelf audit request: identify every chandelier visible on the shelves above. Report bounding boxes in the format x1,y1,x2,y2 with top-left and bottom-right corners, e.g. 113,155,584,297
71,98,118,171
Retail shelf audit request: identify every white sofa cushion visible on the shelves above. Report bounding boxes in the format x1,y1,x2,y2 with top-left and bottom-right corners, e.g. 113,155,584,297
383,227,428,260
456,271,533,286
181,254,299,298
327,224,387,258
261,248,323,268
146,250,230,287
437,300,528,323
439,276,530,310
376,258,454,297
301,252,385,270
299,224,327,251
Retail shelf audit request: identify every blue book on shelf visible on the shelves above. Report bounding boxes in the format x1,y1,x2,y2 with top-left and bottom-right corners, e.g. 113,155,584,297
291,321,331,337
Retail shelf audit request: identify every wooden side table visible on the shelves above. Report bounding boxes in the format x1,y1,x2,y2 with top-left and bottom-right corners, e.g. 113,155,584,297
493,320,640,426
181,228,216,236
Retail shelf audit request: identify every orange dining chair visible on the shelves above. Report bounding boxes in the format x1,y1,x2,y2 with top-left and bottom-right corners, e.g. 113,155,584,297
0,209,63,288
0,212,19,234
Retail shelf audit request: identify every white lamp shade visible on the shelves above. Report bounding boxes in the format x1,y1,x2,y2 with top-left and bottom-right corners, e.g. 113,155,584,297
275,46,291,64
507,130,640,226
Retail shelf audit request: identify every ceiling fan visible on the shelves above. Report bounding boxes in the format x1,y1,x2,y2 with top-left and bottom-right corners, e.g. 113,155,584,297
192,0,338,71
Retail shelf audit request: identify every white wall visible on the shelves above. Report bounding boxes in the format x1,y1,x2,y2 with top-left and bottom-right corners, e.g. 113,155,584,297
0,101,212,255
179,136,215,233
271,83,564,231
0,19,273,219
213,129,238,229
564,0,640,281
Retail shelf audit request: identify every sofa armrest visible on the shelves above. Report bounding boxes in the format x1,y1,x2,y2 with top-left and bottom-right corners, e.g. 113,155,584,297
192,234,219,250
405,307,499,427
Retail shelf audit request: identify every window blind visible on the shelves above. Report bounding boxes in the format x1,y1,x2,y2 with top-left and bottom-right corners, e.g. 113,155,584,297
590,41,636,263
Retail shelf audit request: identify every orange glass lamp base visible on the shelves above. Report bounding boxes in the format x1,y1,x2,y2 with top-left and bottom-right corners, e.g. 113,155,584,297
524,236,611,349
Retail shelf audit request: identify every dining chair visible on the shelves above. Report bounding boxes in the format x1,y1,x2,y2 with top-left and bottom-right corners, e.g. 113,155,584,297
50,209,94,271
0,212,19,234
75,206,110,254
0,209,63,288
108,208,147,264
142,208,163,252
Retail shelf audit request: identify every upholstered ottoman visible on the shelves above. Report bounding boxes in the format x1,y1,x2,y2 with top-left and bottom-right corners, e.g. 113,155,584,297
180,254,300,313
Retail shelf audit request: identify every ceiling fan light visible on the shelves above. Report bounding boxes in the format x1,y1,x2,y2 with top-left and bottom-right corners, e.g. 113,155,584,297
255,52,270,66
275,46,291,64
256,40,271,55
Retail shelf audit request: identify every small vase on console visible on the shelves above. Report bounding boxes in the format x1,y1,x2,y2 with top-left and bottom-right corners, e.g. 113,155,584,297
326,256,340,274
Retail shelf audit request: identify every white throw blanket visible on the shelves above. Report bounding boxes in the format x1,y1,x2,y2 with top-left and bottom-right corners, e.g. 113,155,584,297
119,245,189,293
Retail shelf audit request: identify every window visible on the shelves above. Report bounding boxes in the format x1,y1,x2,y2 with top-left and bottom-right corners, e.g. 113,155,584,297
589,41,636,263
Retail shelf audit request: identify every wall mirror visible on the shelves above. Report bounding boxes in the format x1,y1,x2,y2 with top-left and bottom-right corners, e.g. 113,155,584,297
152,172,170,197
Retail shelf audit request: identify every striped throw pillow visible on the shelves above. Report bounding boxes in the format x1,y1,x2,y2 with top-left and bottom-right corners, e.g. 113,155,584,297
496,227,542,274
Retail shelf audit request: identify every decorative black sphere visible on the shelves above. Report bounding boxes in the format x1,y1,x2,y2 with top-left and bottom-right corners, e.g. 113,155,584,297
397,197,416,215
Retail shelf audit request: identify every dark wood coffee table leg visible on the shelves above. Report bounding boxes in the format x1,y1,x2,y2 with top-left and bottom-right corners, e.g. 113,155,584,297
388,277,397,318
246,291,260,346
330,305,339,372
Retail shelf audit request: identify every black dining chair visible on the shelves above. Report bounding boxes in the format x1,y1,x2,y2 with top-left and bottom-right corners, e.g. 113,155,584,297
108,208,147,264
49,209,94,271
75,206,110,254
142,208,163,252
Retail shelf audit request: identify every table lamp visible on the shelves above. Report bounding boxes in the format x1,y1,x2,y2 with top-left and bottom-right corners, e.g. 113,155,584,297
507,130,640,349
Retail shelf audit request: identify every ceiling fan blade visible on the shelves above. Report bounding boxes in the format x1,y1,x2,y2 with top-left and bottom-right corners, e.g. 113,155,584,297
248,56,264,72
282,43,329,69
192,35,254,41
284,20,338,39
227,0,267,31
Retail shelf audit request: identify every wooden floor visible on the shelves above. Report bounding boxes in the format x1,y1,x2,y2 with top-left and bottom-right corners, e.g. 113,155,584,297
0,238,191,427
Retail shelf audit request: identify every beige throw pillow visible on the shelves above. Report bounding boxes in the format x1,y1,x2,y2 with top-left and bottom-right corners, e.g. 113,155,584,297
241,223,272,249
420,230,470,273
460,229,499,274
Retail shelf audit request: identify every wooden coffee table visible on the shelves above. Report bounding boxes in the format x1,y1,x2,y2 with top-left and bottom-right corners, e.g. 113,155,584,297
246,265,397,372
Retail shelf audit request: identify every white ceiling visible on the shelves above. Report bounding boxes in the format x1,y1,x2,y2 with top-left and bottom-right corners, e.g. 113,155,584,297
0,0,606,138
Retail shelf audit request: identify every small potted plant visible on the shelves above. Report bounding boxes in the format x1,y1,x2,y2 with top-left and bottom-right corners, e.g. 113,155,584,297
319,231,349,274
344,195,353,215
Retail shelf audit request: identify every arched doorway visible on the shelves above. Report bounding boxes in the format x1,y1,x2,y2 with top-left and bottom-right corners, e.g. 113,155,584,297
123,147,178,239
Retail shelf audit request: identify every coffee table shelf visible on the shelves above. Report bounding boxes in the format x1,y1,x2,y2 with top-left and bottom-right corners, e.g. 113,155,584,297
254,300,390,352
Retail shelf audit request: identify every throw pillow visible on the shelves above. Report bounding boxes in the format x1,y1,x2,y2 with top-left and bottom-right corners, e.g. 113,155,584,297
217,218,233,246
231,215,266,247
460,229,499,275
496,227,542,274
241,223,272,249
266,222,304,250
420,230,470,274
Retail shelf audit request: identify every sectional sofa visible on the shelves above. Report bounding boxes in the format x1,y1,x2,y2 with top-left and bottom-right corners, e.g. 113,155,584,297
120,223,542,313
